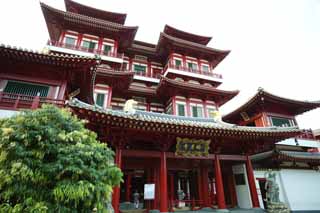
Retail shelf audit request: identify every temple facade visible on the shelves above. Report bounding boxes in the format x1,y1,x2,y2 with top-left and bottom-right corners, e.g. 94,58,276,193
0,0,319,212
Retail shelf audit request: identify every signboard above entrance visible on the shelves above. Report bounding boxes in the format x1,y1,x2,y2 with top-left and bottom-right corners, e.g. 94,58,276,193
175,137,210,157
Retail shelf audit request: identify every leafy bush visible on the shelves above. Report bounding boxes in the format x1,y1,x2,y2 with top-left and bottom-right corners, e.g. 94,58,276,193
0,105,122,212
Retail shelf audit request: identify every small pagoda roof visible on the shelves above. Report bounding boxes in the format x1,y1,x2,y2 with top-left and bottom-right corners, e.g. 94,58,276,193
157,77,239,106
0,44,99,104
251,150,320,164
223,88,320,123
64,0,127,25
125,40,161,62
157,32,229,68
40,3,138,50
164,25,212,45
95,65,134,90
68,98,302,141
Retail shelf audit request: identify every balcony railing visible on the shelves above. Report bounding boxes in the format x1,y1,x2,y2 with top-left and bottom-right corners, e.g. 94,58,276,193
134,71,161,79
47,40,124,59
165,63,223,79
0,92,65,110
97,66,161,79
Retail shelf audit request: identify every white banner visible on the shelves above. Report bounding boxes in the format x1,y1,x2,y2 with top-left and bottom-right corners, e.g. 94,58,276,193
144,184,155,200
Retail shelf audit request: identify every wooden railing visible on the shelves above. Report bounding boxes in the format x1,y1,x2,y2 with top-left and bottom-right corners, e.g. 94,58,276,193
164,63,223,79
134,70,161,79
297,129,315,140
47,40,124,59
0,92,65,110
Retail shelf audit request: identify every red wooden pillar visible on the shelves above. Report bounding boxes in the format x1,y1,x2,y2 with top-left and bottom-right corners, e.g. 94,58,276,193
107,87,113,108
182,55,187,68
172,96,176,115
160,152,168,212
112,147,122,213
214,154,227,210
186,98,191,117
31,94,40,109
76,34,83,48
202,167,210,207
97,37,103,52
126,174,132,202
246,155,260,208
114,40,118,55
147,61,152,77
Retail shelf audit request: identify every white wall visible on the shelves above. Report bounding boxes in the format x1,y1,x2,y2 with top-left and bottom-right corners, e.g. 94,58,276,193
254,169,320,211
232,164,252,208
0,109,18,119
280,169,320,211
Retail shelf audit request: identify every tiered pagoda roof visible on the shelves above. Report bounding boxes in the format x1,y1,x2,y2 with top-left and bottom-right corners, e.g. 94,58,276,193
157,77,239,106
0,44,100,104
40,2,138,50
251,150,320,164
157,32,229,68
164,25,212,45
95,65,134,90
68,98,302,142
223,88,320,123
64,0,127,25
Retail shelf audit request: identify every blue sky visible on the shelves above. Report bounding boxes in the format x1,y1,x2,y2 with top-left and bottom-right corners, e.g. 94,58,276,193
0,0,319,130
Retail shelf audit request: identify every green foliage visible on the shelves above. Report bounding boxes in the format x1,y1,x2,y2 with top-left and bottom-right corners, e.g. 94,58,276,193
0,105,122,212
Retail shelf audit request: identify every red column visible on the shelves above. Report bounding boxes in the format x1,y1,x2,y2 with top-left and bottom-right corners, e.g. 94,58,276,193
246,155,260,208
172,96,176,115
186,98,191,117
114,40,118,55
126,174,132,202
202,167,210,207
112,147,122,213
214,154,227,210
107,87,113,108
76,34,83,48
97,37,103,52
182,55,187,68
160,152,168,212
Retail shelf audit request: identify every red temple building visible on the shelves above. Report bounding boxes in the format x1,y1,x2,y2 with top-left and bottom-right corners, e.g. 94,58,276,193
1,0,320,212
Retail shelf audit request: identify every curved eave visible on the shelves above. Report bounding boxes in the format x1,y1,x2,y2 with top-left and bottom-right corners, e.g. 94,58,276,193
252,150,320,164
41,2,138,47
223,88,320,122
128,86,157,98
126,42,159,60
157,33,229,66
64,0,127,25
96,68,134,90
278,151,320,163
164,25,212,45
157,77,239,106
0,44,98,68
68,98,302,140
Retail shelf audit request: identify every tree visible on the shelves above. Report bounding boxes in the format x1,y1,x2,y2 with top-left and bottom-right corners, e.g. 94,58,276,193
0,105,122,212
